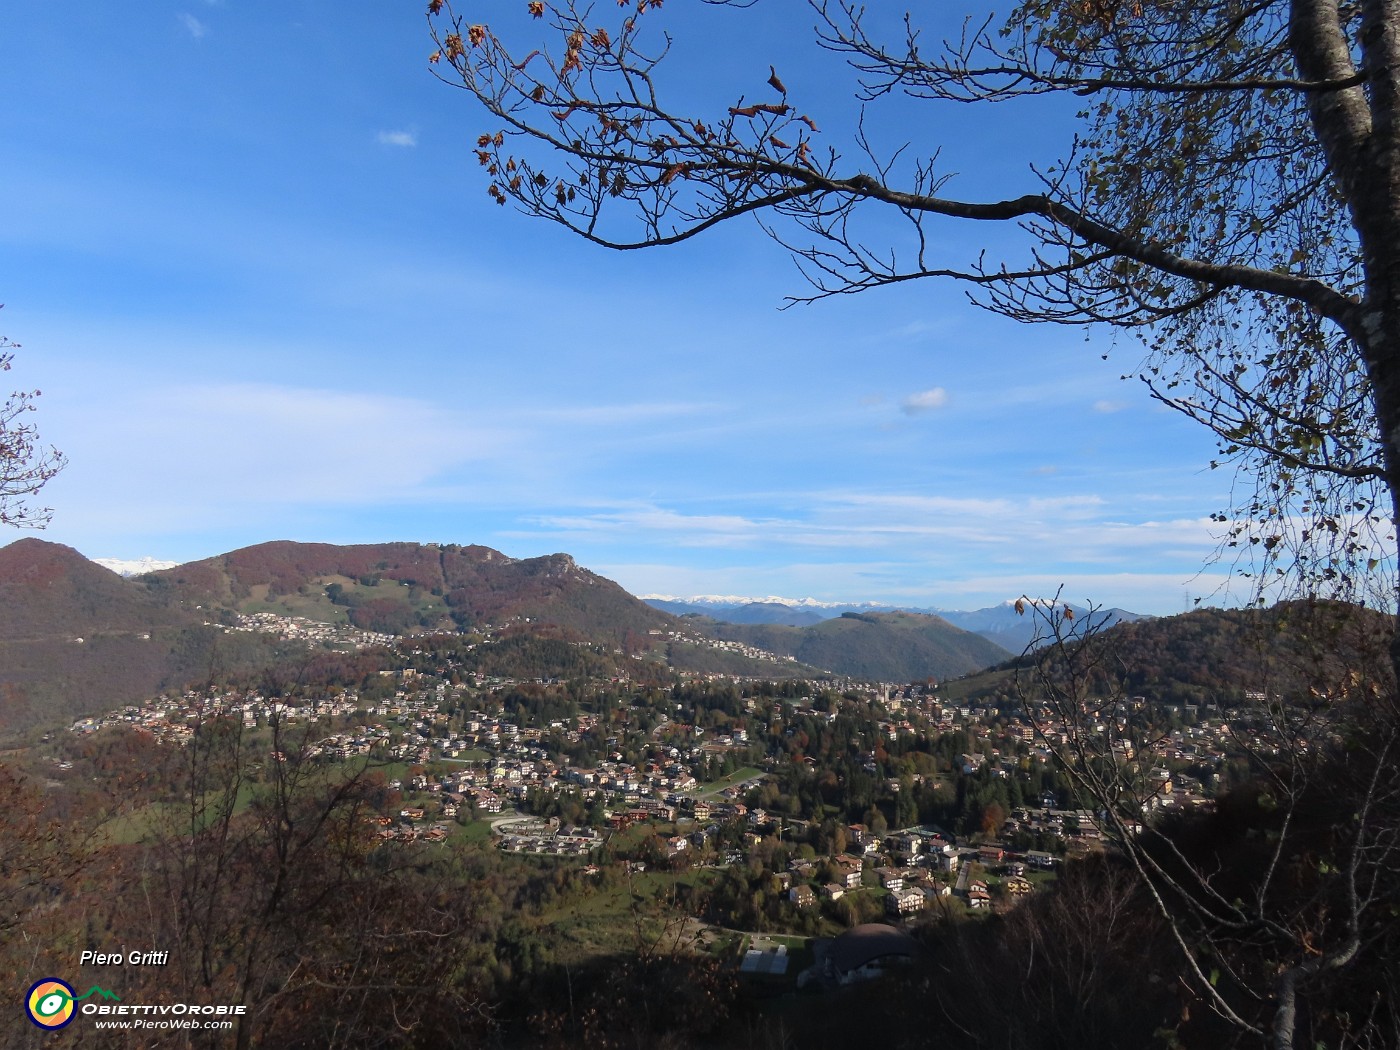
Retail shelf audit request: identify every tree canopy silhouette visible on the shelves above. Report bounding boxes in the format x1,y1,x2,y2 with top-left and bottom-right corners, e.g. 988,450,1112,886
0,319,64,529
428,0,1398,605
428,3,1400,1045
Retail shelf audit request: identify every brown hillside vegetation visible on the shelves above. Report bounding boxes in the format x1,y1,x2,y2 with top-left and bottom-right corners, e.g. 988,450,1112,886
943,601,1393,706
0,538,189,638
147,540,673,643
0,539,678,735
0,539,270,735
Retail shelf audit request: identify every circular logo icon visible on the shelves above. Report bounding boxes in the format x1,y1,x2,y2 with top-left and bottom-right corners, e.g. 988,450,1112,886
26,978,76,1029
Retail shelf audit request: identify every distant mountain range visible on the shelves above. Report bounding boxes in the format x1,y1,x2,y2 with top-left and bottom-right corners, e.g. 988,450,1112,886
93,556,180,577
143,539,664,643
5,538,1369,741
643,594,887,612
688,611,1013,683
0,539,674,734
1,539,1018,734
643,595,1151,652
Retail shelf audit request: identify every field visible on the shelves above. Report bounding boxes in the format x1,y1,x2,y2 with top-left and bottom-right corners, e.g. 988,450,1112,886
696,766,764,797
239,576,453,631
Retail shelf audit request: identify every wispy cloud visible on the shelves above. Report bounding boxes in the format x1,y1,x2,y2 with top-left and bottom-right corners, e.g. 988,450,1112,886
594,560,1238,615
522,506,778,549
509,491,1222,569
913,570,1238,611
1093,398,1127,413
178,13,207,38
901,387,949,414
376,130,418,148
825,491,1107,520
41,381,512,534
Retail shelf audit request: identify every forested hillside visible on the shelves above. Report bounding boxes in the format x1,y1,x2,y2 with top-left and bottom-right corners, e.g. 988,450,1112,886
942,601,1392,706
701,611,1011,682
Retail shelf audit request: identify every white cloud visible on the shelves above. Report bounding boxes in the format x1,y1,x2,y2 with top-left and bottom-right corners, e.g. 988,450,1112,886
178,13,207,38
40,381,513,533
1093,399,1127,413
823,491,1107,520
522,506,776,549
377,130,418,148
508,491,1223,569
901,387,949,414
914,570,1239,613
596,561,1238,617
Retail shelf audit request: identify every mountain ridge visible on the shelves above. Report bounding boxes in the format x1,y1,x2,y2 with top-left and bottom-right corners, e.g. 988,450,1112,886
688,609,1013,682
646,594,1151,650
0,538,679,734
0,538,1165,735
940,599,1392,707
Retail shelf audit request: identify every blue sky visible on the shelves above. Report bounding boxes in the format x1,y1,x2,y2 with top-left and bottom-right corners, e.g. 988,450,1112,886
0,2,1239,614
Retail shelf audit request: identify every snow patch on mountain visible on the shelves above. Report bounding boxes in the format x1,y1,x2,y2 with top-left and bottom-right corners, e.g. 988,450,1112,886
94,556,181,577
639,593,885,610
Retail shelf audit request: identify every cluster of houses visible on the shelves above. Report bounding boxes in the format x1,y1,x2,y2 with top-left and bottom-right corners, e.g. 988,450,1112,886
496,817,605,855
70,690,368,746
215,610,397,650
770,824,1060,918
662,628,799,665
69,663,1236,886
63,630,1289,933
373,812,453,843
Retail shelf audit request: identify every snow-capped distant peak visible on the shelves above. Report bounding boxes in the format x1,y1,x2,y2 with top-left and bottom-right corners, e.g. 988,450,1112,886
640,593,883,609
94,556,181,577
